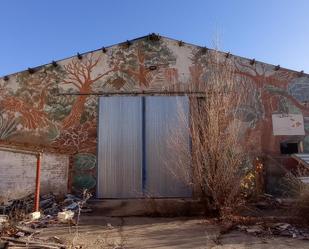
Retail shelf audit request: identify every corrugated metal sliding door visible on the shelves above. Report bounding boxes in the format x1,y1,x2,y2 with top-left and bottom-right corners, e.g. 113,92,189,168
97,97,143,198
145,96,191,197
97,96,191,198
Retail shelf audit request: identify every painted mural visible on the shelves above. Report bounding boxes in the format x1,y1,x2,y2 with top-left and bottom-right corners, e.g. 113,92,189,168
0,35,308,192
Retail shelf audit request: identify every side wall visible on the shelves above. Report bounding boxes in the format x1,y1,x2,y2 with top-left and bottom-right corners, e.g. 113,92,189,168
0,35,308,195
0,150,69,201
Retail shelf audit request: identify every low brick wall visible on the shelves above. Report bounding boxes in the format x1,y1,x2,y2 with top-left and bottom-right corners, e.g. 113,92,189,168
0,150,69,201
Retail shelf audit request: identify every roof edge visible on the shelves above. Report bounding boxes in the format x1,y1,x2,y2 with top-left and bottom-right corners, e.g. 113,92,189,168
0,33,308,79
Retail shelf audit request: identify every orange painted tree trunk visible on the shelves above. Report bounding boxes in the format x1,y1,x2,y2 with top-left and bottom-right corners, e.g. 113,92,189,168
62,82,92,128
62,94,88,128
60,55,115,129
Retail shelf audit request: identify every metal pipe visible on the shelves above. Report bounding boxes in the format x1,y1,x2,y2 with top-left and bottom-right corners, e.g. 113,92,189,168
0,146,39,156
57,91,209,97
34,153,42,212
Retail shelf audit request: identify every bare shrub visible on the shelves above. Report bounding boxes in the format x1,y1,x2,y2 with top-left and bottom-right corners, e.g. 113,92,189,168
168,49,255,218
284,169,309,222
295,186,309,222
70,189,92,247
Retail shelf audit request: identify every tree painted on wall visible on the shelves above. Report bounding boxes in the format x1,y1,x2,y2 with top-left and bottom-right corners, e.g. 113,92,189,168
61,54,115,128
234,59,309,116
189,49,267,153
15,66,64,110
108,38,177,89
0,112,19,139
235,59,309,114
0,36,307,155
0,80,20,138
1,65,64,130
45,87,75,123
52,119,97,153
189,48,210,89
233,58,309,152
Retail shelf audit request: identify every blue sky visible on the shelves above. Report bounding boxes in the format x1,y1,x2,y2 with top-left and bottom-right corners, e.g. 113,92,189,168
0,0,308,76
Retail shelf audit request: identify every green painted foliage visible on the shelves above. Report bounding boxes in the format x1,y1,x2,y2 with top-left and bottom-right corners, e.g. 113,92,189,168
73,153,96,171
15,65,65,105
46,123,60,141
0,112,19,139
264,85,287,95
107,38,177,88
277,98,302,114
73,174,96,190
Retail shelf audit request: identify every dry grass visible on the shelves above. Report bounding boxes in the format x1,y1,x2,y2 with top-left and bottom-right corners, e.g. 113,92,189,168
69,189,92,248
284,170,309,222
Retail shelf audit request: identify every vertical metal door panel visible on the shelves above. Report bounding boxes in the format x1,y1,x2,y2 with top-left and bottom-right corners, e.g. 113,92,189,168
145,96,192,197
97,97,143,198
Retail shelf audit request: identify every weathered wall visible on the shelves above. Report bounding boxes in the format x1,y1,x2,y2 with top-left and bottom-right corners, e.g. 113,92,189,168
0,150,68,201
0,35,308,193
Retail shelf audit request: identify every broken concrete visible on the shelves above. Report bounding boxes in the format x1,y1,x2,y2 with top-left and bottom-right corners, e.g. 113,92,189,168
58,210,74,223
29,211,41,220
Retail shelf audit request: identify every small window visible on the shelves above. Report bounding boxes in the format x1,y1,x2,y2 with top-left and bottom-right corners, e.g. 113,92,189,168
280,142,299,155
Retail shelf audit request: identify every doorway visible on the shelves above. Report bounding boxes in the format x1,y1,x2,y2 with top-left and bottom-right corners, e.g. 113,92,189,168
97,96,191,198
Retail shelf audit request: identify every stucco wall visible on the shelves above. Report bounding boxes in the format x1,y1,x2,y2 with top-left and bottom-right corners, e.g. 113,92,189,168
0,150,69,201
0,35,308,193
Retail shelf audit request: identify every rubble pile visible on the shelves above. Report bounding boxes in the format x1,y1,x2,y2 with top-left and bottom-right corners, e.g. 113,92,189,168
253,193,283,209
0,193,92,221
0,194,34,219
0,214,67,248
0,192,91,248
0,235,67,248
237,222,309,239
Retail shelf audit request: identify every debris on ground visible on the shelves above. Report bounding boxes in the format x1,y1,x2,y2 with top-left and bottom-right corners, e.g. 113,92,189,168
58,210,75,223
0,192,92,224
0,236,67,248
237,222,309,239
0,191,91,248
253,193,283,209
29,211,41,220
0,215,8,230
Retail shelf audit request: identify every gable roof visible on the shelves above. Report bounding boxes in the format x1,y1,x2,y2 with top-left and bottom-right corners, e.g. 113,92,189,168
0,33,308,79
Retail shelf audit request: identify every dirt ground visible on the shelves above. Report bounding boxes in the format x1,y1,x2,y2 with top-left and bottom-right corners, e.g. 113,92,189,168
37,215,309,249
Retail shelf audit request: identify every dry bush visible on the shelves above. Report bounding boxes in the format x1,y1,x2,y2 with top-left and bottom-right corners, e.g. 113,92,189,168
168,49,255,218
69,189,92,248
284,170,309,222
295,185,309,221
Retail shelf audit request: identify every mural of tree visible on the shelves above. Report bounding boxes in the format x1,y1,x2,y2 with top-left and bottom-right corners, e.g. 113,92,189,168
1,96,50,129
1,65,64,129
52,120,97,153
108,38,177,89
233,59,309,116
61,54,115,128
233,58,309,152
0,81,18,139
0,112,19,139
45,87,76,123
0,36,307,155
16,65,64,109
189,49,267,153
189,48,210,89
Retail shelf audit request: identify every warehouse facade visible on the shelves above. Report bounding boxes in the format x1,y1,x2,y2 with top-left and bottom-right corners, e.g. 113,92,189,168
0,34,308,198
